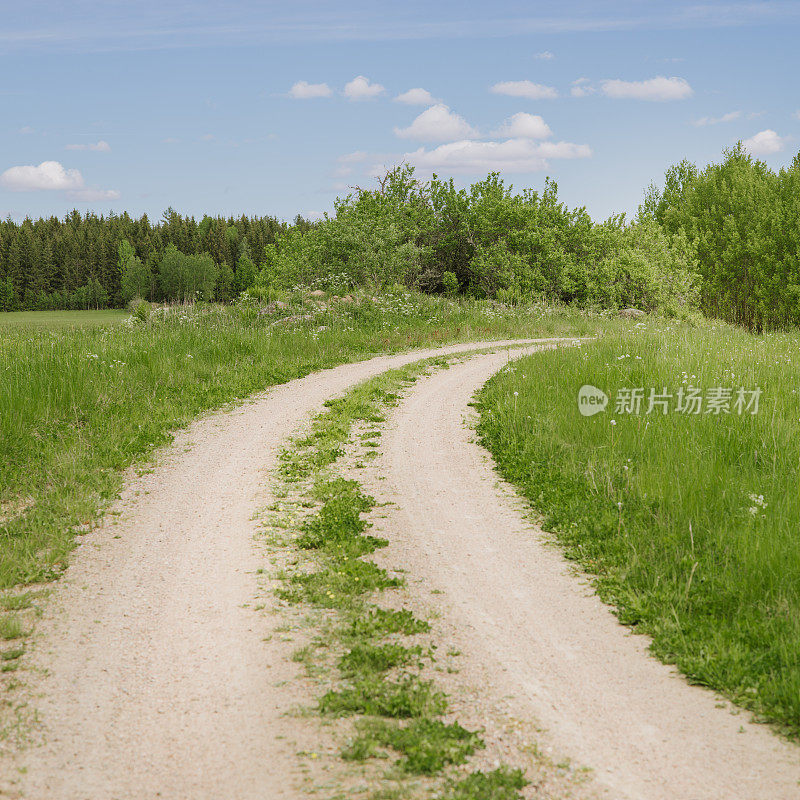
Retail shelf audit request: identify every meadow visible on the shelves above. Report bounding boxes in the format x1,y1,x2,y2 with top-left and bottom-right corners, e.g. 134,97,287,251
0,293,603,591
477,319,800,737
0,310,128,329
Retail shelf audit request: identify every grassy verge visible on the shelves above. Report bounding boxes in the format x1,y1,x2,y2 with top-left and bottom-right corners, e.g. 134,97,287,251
0,291,605,592
267,355,530,799
477,318,800,738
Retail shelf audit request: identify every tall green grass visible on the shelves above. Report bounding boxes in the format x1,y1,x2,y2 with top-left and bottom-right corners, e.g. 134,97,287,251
1,294,600,589
478,320,800,737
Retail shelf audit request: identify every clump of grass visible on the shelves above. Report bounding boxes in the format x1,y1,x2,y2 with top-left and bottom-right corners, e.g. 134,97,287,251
442,767,528,800
340,608,430,642
320,675,447,718
279,558,402,609
0,593,33,611
343,717,484,775
0,616,24,640
1,647,24,661
297,492,385,557
338,643,424,677
313,477,371,504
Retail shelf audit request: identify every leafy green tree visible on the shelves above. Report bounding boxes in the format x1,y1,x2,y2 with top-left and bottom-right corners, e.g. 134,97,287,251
251,165,697,314
119,240,153,302
235,240,257,294
643,144,799,329
216,261,235,302
0,276,17,311
159,245,218,302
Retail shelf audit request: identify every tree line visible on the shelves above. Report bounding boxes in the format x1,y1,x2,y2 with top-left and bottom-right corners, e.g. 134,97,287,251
4,145,800,329
0,208,313,310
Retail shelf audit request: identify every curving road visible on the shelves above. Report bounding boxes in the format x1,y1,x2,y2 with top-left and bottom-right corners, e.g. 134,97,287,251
6,341,800,800
5,339,561,800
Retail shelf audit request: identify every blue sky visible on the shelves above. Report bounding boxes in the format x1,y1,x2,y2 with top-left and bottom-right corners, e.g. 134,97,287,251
1,1,799,223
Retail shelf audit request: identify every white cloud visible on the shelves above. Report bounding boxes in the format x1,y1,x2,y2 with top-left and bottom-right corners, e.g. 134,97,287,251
741,129,788,156
398,137,591,175
492,112,552,139
162,137,180,144
18,126,35,135
600,76,693,101
395,88,438,106
288,80,332,99
491,80,558,100
0,160,84,191
66,140,111,152
394,104,479,142
67,187,120,202
0,159,118,201
571,78,596,98
533,51,554,60
692,111,741,127
793,110,800,121
343,75,385,101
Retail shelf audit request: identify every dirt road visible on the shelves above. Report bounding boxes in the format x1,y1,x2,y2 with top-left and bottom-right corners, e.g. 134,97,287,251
5,340,559,800
7,341,800,799
369,349,800,800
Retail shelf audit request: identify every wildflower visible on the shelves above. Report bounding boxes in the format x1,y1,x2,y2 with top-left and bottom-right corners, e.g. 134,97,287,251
610,419,617,426
747,493,767,516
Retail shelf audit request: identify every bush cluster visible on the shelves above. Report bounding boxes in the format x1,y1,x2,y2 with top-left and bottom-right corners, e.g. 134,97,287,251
254,165,698,313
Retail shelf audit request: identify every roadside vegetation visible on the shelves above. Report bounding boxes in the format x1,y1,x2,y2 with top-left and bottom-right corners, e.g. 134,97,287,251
0,293,600,592
477,319,800,738
253,166,697,315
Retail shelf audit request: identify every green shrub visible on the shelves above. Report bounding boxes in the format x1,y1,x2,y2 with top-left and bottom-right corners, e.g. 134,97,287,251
252,166,698,314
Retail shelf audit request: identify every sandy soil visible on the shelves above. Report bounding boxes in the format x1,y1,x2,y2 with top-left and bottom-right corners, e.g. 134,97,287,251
2,339,563,800
367,348,800,800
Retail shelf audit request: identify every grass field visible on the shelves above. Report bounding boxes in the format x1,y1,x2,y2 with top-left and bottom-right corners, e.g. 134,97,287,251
477,319,800,738
0,310,128,328
0,292,605,591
